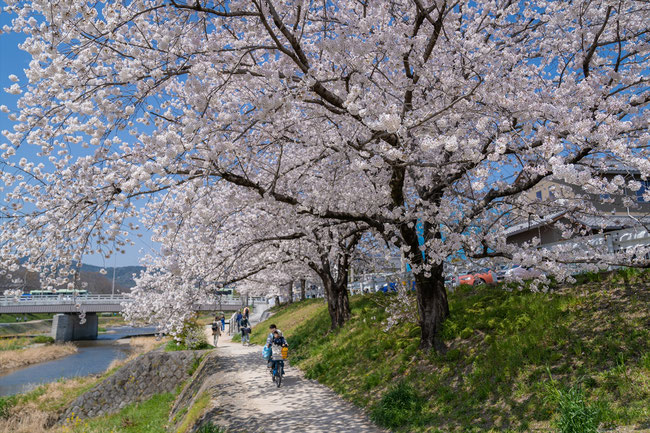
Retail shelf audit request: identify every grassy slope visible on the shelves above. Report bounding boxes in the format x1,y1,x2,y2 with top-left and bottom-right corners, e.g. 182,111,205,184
63,392,176,433
250,270,650,432
0,313,52,323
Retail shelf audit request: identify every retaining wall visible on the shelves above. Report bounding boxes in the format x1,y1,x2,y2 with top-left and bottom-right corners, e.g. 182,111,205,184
61,349,204,420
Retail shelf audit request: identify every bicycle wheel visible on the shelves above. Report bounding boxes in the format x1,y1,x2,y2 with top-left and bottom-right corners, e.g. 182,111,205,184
275,370,282,387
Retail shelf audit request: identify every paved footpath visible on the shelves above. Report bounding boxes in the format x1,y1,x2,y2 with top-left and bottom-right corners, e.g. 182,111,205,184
201,331,386,433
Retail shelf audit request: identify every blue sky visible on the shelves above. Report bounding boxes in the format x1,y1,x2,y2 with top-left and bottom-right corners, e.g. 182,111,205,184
0,13,152,268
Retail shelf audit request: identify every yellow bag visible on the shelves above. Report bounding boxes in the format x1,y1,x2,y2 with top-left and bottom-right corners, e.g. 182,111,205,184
281,346,289,359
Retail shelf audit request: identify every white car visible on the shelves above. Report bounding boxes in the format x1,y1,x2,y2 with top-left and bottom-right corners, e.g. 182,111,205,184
504,266,543,281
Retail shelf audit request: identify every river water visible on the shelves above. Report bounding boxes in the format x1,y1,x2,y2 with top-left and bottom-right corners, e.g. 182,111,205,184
0,326,158,396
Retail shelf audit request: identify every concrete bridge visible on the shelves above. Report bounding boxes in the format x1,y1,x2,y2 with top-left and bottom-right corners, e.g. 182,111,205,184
0,295,268,342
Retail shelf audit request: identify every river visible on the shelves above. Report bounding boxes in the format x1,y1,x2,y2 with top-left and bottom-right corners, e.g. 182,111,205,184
0,326,158,396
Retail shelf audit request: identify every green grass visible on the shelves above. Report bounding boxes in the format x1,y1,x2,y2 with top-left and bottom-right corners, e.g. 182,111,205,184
195,422,228,433
0,337,31,351
0,313,51,323
370,381,424,429
545,382,601,433
165,340,211,351
252,269,650,432
0,335,54,351
175,392,211,433
64,392,176,433
187,354,205,376
0,395,17,419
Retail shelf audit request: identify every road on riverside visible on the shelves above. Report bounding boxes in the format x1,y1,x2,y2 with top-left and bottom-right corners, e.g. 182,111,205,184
201,330,386,433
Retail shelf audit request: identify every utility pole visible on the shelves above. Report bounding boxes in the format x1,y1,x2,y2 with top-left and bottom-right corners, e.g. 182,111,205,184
111,253,116,299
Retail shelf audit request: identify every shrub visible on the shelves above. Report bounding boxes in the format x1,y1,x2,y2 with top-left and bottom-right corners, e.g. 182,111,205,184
168,319,211,351
370,382,424,429
182,322,210,350
32,335,54,344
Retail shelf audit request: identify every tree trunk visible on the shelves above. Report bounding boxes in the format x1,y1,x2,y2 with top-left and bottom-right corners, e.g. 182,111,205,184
287,280,294,304
274,295,281,306
322,275,351,329
399,224,450,352
414,263,449,352
300,278,306,301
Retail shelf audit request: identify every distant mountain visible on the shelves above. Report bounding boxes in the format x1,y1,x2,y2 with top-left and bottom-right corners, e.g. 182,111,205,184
79,264,146,290
0,263,146,294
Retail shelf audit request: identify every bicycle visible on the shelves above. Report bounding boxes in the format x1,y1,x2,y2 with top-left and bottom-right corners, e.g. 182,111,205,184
271,359,284,387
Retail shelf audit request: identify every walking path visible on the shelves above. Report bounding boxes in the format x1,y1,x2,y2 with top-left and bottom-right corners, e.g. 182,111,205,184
201,331,385,433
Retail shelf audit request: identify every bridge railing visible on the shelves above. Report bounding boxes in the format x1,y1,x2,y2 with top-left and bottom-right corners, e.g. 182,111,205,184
0,294,131,306
0,294,269,307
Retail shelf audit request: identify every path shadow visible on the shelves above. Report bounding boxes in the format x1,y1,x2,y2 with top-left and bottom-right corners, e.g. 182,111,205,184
199,340,385,433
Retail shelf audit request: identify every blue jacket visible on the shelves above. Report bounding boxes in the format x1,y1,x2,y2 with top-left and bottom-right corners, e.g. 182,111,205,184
271,336,287,347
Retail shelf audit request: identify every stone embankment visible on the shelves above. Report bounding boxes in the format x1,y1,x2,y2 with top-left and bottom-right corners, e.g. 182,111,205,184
169,351,220,432
61,350,203,420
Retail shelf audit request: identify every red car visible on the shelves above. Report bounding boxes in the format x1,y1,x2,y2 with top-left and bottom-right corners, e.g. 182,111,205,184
457,270,495,286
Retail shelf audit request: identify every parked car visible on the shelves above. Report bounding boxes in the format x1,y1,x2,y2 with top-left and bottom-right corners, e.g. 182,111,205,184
457,270,495,286
494,265,511,281
503,265,543,281
444,275,458,288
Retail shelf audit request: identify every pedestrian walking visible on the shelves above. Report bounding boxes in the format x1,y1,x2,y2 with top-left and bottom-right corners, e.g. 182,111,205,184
243,306,250,319
241,325,251,345
235,310,243,332
240,316,250,345
211,319,222,347
220,314,226,331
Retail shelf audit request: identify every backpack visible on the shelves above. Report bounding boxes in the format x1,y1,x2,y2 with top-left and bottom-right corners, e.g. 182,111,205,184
262,346,272,360
211,322,219,331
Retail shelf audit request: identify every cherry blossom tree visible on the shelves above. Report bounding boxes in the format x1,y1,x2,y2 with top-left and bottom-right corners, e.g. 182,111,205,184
1,0,648,350
127,179,367,329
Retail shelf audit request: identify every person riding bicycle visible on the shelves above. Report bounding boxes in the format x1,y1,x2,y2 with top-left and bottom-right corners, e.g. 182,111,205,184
268,330,288,377
266,324,282,345
265,324,282,368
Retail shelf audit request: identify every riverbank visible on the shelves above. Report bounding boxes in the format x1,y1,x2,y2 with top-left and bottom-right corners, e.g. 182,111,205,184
0,342,77,374
0,336,166,433
0,320,52,336
248,269,650,432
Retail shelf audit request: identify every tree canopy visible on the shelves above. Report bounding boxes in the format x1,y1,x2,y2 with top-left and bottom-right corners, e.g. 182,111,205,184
1,0,648,349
